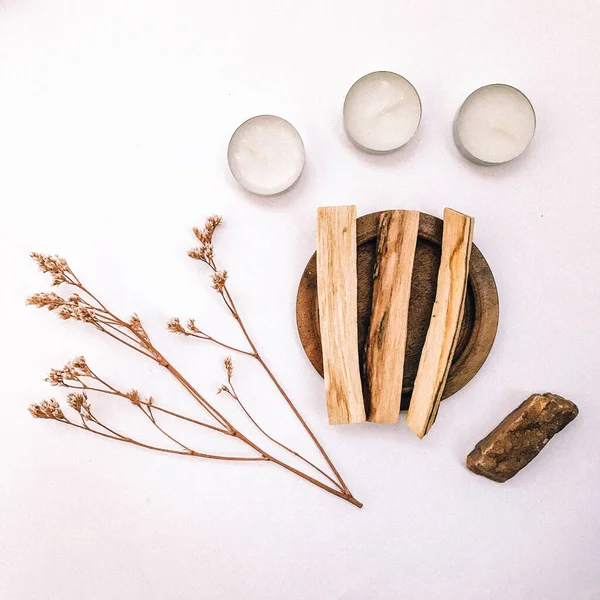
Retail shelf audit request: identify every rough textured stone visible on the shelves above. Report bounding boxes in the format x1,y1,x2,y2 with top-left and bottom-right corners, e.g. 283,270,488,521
466,393,579,482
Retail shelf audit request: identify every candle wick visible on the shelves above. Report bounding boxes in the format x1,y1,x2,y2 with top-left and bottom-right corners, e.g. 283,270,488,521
490,123,520,142
377,98,405,117
241,139,263,157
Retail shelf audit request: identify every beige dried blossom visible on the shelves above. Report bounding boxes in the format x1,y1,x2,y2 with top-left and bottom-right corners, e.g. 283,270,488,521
70,356,91,375
224,356,233,379
125,389,142,406
28,399,66,420
26,292,66,310
66,391,91,414
167,317,186,335
211,270,228,293
192,226,210,245
205,215,222,233
186,318,201,334
188,244,214,263
216,385,230,395
58,303,96,322
203,244,214,262
193,215,222,242
188,247,203,261
28,292,97,322
46,356,92,386
128,315,145,338
46,368,66,386
30,252,72,286
189,216,222,264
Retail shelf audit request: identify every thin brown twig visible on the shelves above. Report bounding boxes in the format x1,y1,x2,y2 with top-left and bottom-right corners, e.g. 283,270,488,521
97,318,145,347
139,404,197,455
75,383,230,435
226,377,344,492
193,282,351,495
92,322,155,360
186,332,254,357
59,418,264,462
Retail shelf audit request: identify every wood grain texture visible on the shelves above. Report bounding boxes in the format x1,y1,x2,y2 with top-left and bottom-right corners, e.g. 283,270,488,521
297,212,499,413
365,210,420,423
317,206,366,424
406,208,474,438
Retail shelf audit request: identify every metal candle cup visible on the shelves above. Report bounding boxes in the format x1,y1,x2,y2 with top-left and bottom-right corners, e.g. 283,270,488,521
343,71,422,154
453,84,536,166
227,115,305,195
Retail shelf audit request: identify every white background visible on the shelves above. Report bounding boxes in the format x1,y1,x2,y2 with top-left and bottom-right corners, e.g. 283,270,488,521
1,1,599,598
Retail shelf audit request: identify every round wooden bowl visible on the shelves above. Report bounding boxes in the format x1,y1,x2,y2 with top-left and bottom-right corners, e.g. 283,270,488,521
296,211,499,412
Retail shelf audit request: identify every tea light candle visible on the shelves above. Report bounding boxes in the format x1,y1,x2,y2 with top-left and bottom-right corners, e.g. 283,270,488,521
227,115,305,195
454,84,536,165
343,71,422,153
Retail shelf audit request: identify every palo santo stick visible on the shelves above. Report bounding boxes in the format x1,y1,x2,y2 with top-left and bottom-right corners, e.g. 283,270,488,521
407,208,474,438
365,210,420,423
317,206,366,424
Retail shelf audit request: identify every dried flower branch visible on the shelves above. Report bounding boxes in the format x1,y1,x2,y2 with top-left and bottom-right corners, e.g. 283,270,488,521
28,232,361,508
173,216,354,499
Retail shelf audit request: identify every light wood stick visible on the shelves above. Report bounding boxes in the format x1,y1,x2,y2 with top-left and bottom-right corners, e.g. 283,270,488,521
407,208,474,438
365,210,420,423
317,206,366,424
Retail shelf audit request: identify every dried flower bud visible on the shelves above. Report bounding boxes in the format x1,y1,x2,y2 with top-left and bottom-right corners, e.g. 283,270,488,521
29,399,66,420
188,244,214,263
186,319,200,334
46,369,65,386
58,303,96,322
167,317,186,335
188,247,203,261
29,291,99,323
128,315,145,337
205,215,223,233
30,253,71,283
192,227,210,245
224,356,233,379
26,292,66,311
212,270,228,293
46,356,92,386
191,216,222,251
70,356,91,375
216,385,230,395
66,391,91,414
28,404,45,418
125,389,141,406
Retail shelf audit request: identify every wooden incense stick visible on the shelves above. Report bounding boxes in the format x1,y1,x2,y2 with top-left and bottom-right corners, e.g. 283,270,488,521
317,206,366,424
365,210,420,423
407,208,474,438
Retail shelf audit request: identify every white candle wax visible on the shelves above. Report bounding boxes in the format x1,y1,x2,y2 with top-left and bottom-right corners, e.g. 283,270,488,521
454,84,536,165
343,71,422,153
227,115,305,195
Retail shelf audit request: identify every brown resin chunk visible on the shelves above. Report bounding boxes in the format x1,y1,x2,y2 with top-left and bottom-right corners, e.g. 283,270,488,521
466,393,579,482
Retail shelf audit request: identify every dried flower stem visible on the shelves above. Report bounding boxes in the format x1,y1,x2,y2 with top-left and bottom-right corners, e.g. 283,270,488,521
222,370,342,491
59,418,264,461
181,217,352,495
29,244,361,508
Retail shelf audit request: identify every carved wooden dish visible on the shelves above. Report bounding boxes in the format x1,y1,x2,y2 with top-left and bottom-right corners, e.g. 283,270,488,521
296,211,499,412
